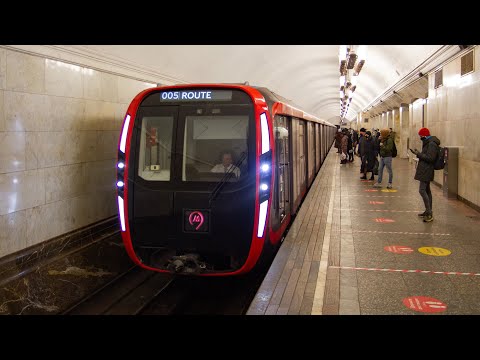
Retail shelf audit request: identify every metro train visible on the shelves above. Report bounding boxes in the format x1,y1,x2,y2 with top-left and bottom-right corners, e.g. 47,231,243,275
116,83,336,276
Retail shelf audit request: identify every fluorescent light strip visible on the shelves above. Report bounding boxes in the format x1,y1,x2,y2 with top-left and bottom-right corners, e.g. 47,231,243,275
257,200,268,237
260,113,270,154
119,115,131,153
118,196,126,231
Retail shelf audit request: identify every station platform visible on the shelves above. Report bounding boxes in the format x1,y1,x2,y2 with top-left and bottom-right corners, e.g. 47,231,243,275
247,147,480,315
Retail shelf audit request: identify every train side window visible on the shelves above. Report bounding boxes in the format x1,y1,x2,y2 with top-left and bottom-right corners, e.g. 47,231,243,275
137,116,174,181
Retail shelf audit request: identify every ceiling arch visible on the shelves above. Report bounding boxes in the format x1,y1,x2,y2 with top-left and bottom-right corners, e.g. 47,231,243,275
76,45,446,123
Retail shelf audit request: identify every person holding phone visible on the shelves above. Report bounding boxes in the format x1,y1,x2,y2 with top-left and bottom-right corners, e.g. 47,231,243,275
410,127,441,222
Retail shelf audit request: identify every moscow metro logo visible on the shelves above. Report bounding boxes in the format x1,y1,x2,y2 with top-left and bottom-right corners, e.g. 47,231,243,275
184,209,209,233
189,211,205,231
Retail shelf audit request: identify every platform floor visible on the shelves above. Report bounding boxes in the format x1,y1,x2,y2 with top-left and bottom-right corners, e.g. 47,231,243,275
247,147,480,315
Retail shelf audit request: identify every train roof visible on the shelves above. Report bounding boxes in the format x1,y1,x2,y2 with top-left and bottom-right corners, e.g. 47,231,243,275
252,86,334,127
157,83,335,127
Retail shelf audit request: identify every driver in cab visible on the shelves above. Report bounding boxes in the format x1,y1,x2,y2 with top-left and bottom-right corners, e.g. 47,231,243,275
211,151,241,178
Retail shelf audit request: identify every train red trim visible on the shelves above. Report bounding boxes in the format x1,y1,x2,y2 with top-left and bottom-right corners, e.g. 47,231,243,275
117,84,336,276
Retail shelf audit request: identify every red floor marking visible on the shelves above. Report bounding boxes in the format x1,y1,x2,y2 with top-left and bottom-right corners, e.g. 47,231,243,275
346,195,404,197
402,296,447,313
369,201,385,204
353,230,451,236
337,208,419,212
329,265,479,276
384,245,414,254
375,218,395,223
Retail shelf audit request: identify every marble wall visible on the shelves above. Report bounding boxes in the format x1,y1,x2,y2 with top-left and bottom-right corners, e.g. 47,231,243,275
409,98,425,162
0,48,157,257
426,46,480,208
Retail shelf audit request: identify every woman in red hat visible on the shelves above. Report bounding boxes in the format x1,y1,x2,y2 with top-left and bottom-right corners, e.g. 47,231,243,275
410,127,441,222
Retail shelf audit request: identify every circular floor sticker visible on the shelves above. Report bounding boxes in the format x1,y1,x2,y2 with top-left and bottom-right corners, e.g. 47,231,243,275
365,189,379,192
384,245,414,254
374,218,395,223
381,189,398,192
402,296,447,313
418,247,452,256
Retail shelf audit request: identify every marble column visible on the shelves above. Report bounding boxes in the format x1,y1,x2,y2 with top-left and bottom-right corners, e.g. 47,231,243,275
399,104,409,159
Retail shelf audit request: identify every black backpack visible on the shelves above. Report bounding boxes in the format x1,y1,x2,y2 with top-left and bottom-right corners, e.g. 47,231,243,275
434,144,445,170
391,139,397,158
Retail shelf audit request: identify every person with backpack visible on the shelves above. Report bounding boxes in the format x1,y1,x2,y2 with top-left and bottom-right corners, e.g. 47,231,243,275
373,128,395,189
410,127,441,222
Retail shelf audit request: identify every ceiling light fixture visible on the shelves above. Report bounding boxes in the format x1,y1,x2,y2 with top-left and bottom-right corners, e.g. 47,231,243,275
338,45,367,120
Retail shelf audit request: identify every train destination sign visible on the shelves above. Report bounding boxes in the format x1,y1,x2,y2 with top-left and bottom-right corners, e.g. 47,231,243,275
160,90,233,102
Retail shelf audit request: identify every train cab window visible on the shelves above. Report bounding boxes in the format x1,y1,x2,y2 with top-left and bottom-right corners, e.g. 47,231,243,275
137,116,174,181
182,115,249,182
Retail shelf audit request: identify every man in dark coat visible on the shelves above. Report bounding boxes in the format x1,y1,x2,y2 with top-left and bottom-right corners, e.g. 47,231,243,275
357,128,366,172
335,129,343,153
340,128,348,164
410,127,441,222
360,131,376,180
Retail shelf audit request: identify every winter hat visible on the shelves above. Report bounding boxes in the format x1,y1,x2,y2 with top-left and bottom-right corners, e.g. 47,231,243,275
380,128,390,139
418,127,430,137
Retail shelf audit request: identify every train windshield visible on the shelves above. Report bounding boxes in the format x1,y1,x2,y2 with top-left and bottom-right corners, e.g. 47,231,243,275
182,114,248,182
135,88,253,184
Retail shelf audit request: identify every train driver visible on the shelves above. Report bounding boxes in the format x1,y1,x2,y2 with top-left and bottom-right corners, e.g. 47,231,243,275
210,151,241,178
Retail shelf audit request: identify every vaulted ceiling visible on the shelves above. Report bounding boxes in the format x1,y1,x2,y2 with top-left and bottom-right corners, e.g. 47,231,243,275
75,45,447,124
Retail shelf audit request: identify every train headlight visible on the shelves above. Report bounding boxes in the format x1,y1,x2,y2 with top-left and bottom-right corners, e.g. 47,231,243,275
119,114,131,154
118,196,126,231
257,200,268,238
258,150,272,203
260,112,270,154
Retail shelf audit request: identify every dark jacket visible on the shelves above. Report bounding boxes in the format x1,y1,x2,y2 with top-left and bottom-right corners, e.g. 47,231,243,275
414,136,441,182
341,133,348,154
352,131,359,143
335,132,342,148
363,137,376,171
373,137,380,157
358,135,366,156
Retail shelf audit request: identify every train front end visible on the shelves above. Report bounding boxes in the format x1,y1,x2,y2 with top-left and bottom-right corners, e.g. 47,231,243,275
116,85,273,276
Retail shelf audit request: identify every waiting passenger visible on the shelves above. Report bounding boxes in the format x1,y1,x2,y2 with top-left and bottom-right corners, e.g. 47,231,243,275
410,127,440,222
360,131,376,180
211,151,241,178
373,128,394,189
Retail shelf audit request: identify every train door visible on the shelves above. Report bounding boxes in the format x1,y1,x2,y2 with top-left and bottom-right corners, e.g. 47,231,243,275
298,119,307,200
320,124,324,163
273,115,290,226
316,124,319,170
307,121,315,187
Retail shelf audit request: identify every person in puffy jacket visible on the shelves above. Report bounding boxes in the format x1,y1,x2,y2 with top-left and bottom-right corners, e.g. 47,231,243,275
410,127,441,223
